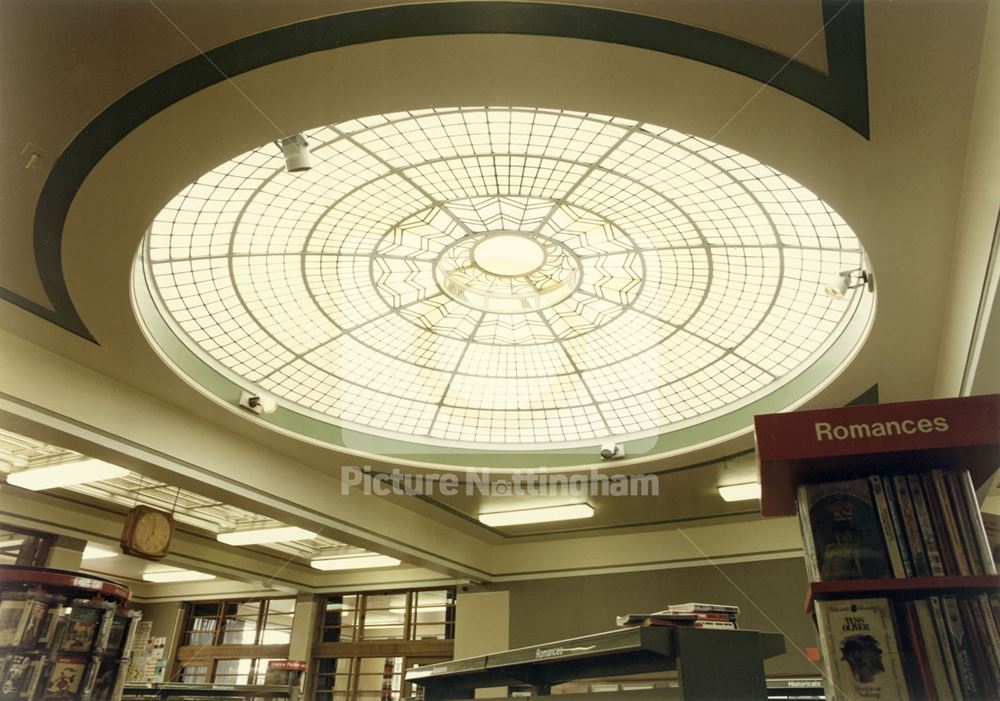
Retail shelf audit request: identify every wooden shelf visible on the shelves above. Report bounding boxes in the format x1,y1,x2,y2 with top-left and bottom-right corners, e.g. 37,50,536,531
755,393,1000,517
0,564,131,602
804,575,1000,612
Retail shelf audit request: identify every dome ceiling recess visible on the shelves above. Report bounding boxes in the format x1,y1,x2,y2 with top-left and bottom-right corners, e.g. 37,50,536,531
136,106,873,460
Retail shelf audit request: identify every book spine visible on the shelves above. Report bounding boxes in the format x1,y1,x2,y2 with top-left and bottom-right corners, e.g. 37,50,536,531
953,470,998,575
907,475,945,577
900,601,935,700
928,595,964,699
940,595,979,697
884,478,915,577
893,475,930,577
912,599,954,699
956,597,994,693
974,593,1000,689
871,475,906,577
945,472,984,576
797,484,821,581
921,474,958,576
930,470,971,575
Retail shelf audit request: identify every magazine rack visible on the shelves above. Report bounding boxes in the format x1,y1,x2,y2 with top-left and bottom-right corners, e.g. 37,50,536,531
0,565,141,701
406,625,785,701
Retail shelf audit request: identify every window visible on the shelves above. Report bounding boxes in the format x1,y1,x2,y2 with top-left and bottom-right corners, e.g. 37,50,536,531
313,589,456,701
175,597,295,687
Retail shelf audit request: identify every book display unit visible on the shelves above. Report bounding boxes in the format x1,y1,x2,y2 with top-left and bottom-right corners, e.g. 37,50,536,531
756,394,1000,701
0,567,142,701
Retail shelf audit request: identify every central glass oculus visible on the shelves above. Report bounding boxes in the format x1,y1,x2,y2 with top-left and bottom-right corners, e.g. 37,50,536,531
473,234,546,276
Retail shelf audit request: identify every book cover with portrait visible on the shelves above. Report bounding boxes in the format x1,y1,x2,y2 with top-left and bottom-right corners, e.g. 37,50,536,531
815,598,910,700
800,479,890,580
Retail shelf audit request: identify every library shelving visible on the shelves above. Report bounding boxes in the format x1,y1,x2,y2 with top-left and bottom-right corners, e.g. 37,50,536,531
756,393,1000,701
0,566,142,701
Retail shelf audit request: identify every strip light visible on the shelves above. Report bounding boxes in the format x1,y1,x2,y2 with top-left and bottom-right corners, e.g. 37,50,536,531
81,543,119,560
6,459,128,491
478,503,594,527
718,483,762,502
142,569,215,583
310,554,401,571
217,526,318,545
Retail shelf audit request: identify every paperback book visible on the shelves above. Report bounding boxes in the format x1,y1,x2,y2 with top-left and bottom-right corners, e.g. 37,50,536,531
799,479,890,580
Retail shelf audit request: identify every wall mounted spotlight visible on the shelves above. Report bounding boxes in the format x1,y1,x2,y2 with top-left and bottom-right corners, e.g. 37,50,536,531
825,268,873,300
239,390,277,415
277,133,311,172
600,442,624,459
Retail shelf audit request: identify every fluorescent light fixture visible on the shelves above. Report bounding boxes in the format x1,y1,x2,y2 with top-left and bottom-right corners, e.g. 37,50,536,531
718,483,762,502
6,459,128,491
478,503,594,527
82,543,119,560
142,569,215,583
0,539,25,550
310,554,401,571
217,526,318,545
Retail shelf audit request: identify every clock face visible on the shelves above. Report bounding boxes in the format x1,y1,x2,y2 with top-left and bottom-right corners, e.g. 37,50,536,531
123,507,173,558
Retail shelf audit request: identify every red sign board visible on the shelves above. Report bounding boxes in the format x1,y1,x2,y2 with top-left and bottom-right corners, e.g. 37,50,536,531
755,394,1000,516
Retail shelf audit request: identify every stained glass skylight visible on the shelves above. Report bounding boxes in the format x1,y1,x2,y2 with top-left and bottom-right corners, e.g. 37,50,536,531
138,106,871,452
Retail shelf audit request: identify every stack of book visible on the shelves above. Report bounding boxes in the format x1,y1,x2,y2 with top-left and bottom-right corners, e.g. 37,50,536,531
798,468,996,581
0,591,141,701
616,603,739,630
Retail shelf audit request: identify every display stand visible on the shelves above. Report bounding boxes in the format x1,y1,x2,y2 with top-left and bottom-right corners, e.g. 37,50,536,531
406,625,785,701
0,565,141,701
756,393,1000,700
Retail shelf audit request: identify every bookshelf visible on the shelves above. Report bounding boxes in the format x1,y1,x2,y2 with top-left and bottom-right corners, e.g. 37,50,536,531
0,566,142,701
756,393,1000,701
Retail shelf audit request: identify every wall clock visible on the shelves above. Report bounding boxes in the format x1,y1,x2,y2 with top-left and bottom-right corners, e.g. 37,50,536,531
120,505,174,560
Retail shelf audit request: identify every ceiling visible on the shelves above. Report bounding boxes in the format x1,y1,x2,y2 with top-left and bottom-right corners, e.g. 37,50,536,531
0,0,998,593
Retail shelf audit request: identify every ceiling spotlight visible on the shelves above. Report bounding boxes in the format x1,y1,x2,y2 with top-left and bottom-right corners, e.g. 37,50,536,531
825,268,872,300
599,442,624,460
277,133,311,172
239,390,277,415
142,568,215,583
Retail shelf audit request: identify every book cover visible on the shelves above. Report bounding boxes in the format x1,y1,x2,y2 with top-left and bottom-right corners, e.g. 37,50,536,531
42,656,87,699
22,658,47,700
906,475,945,577
658,603,740,614
959,596,1000,690
18,598,50,648
0,654,33,697
897,602,933,700
939,595,980,698
814,598,910,700
57,607,101,654
797,487,822,581
951,471,998,575
0,597,29,647
803,479,890,580
883,479,915,577
982,511,1000,567
944,472,984,576
927,596,964,698
974,593,1000,688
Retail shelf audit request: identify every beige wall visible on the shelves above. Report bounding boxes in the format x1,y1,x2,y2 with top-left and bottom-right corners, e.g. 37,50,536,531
476,557,819,677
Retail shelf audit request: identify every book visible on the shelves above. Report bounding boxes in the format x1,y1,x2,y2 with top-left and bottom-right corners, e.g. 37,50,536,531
800,479,890,580
42,655,87,699
892,475,929,577
930,470,971,575
982,511,1000,566
814,598,910,700
911,599,955,699
57,606,101,654
927,596,963,698
884,478,915,577
870,476,906,577
906,475,945,577
0,596,30,647
897,603,933,700
0,654,33,697
950,471,998,575
656,603,740,614
920,473,958,576
939,595,980,698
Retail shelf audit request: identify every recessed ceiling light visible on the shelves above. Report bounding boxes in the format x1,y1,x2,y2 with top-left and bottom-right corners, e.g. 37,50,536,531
216,525,318,545
0,539,25,550
81,543,119,560
310,554,401,571
718,483,762,502
142,569,215,582
6,459,129,491
478,503,594,527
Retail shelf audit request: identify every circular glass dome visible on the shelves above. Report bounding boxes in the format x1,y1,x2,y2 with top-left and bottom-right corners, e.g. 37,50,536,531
135,106,873,458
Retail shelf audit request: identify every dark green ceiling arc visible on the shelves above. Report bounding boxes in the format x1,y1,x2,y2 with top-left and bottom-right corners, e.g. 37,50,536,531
2,0,868,341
